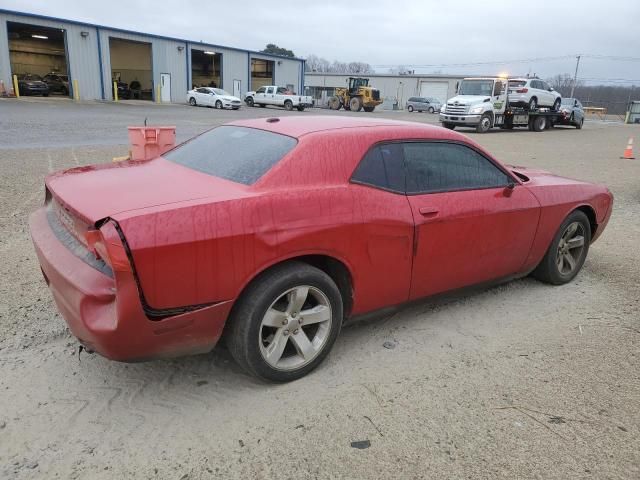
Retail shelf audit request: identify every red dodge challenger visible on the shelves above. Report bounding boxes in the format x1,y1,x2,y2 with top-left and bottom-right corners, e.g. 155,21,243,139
30,116,613,381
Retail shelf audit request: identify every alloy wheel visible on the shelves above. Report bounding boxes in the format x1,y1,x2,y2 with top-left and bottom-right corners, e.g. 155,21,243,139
556,222,586,275
259,286,332,371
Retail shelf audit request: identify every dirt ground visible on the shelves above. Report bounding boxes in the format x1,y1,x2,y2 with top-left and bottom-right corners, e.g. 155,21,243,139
0,98,638,479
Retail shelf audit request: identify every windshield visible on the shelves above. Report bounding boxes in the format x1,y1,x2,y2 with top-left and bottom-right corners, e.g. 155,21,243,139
212,88,230,96
24,74,43,81
458,80,494,96
164,126,297,185
561,98,575,105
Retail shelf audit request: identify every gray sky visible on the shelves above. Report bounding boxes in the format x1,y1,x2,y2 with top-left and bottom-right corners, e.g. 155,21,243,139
3,0,639,84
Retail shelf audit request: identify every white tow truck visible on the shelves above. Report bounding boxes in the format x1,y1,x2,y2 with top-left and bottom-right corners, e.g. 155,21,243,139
244,86,313,111
439,77,567,133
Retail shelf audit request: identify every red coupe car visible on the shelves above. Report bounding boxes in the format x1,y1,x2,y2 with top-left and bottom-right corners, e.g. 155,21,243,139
30,116,613,381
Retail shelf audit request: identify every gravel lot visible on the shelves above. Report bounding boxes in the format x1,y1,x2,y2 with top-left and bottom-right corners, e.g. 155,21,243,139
0,97,638,479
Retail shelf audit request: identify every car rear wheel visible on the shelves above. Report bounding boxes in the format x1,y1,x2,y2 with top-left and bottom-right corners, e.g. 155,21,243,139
189,97,196,106
528,97,538,110
532,210,591,285
407,105,414,112
284,100,293,111
226,262,343,382
552,98,561,112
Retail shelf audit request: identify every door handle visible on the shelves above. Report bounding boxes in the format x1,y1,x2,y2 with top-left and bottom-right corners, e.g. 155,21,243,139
419,207,439,217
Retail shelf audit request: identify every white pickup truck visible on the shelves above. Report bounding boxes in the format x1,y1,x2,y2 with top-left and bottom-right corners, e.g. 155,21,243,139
244,86,313,111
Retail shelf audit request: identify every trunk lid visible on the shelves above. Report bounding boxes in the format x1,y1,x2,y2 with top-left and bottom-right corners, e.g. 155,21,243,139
46,158,249,224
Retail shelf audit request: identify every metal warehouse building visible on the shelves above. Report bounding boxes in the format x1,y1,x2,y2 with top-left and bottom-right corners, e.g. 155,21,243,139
305,73,469,109
0,9,305,102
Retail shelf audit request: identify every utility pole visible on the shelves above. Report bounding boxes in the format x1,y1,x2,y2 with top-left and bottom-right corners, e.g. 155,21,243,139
570,54,581,98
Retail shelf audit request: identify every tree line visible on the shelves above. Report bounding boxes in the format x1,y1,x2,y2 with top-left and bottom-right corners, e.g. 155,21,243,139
547,73,636,115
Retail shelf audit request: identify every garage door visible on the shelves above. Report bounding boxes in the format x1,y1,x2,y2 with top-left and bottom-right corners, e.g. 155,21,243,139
419,81,449,104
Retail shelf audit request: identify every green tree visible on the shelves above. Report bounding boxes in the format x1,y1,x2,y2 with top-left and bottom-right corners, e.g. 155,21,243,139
261,43,295,58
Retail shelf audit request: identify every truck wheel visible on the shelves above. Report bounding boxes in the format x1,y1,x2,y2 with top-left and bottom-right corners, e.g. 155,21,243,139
363,106,375,112
259,104,266,108
297,105,305,112
528,97,538,110
349,96,363,112
407,105,414,112
245,97,254,107
328,96,341,110
442,123,455,130
284,100,293,111
476,113,492,133
533,116,547,132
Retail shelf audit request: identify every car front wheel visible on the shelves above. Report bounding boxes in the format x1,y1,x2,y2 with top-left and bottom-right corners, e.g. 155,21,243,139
532,210,591,285
189,97,196,106
407,105,414,112
226,262,343,382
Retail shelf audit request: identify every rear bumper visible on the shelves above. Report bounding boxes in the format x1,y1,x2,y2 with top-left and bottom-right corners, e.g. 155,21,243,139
29,207,232,361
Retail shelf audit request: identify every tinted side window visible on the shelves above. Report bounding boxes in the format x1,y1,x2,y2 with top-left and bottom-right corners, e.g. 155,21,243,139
408,97,417,102
351,144,405,193
256,87,266,94
403,143,510,194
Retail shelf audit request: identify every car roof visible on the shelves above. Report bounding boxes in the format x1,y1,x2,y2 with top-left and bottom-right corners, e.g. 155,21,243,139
228,116,457,139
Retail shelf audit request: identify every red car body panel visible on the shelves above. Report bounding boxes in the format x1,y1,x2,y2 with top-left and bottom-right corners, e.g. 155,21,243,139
29,117,613,361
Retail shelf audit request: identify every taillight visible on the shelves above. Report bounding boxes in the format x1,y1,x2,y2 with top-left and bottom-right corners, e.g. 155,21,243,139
85,229,112,267
516,88,528,93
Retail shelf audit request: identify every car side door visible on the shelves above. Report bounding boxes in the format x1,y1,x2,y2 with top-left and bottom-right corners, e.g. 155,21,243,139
402,141,540,300
265,86,276,105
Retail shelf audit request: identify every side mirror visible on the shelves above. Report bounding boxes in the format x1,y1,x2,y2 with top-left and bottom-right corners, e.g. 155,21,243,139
503,182,515,197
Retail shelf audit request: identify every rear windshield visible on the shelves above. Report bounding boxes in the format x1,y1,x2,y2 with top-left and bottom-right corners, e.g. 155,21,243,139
164,126,297,185
508,80,527,88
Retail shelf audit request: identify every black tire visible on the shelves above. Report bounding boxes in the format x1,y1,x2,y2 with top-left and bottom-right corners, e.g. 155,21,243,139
328,96,341,110
476,113,492,133
532,210,591,285
428,106,435,113
215,100,223,109
576,117,583,129
532,116,547,132
226,262,343,382
259,103,266,108
284,100,293,111
189,97,197,106
363,106,375,112
528,97,538,110
442,122,456,130
245,97,254,107
297,105,305,111
407,105,414,112
349,96,362,112
552,98,561,112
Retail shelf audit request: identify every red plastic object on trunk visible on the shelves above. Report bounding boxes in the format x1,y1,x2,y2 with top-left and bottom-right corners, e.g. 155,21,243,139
127,126,176,160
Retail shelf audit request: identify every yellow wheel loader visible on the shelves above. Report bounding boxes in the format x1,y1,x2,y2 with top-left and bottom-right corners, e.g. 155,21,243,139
328,77,383,112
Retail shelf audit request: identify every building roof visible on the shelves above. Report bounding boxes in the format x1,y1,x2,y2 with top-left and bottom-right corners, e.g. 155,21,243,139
0,8,306,62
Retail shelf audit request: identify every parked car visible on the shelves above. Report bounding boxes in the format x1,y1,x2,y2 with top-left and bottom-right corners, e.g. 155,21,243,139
187,87,242,109
43,73,70,95
114,81,131,100
30,117,613,382
406,96,442,113
244,86,312,111
557,97,585,129
507,78,561,111
17,74,49,96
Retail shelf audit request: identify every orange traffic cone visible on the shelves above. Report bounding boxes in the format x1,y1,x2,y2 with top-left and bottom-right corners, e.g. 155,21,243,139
621,138,635,159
